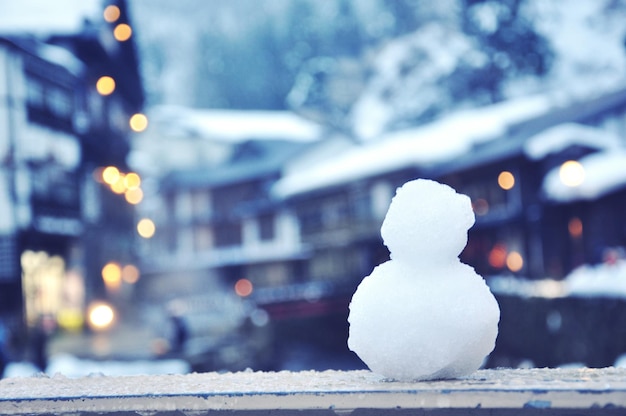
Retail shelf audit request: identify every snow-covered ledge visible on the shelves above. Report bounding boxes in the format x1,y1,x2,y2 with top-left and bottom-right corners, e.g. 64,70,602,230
1,368,626,415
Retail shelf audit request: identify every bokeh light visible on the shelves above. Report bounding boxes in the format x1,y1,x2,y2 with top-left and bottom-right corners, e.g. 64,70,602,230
124,172,141,190
96,76,115,96
472,198,489,216
110,174,127,194
488,244,507,269
103,5,120,23
559,160,585,187
122,264,140,284
125,187,144,204
102,166,120,184
92,167,105,183
137,218,156,238
568,217,583,238
114,23,132,41
235,278,254,297
498,171,515,190
87,302,115,330
129,113,149,132
506,251,524,272
101,261,122,290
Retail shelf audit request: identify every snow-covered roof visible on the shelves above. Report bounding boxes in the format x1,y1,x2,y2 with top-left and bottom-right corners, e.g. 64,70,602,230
0,0,102,35
488,259,626,299
524,123,621,160
543,149,626,202
273,94,552,199
1,38,85,76
148,106,323,143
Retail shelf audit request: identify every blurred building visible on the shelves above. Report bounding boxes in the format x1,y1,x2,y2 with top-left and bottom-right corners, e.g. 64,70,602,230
129,107,322,368
133,84,626,369
0,0,144,338
275,86,626,283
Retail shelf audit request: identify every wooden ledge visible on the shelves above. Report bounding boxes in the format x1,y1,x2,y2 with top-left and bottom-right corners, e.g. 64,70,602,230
1,367,625,415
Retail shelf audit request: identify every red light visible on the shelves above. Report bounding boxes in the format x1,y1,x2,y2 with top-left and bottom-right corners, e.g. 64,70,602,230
488,244,507,269
235,278,253,297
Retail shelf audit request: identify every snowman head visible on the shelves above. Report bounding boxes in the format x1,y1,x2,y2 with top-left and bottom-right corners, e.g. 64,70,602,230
381,179,475,262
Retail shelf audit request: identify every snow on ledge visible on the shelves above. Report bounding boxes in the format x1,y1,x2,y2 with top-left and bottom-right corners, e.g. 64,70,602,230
543,149,626,202
524,123,621,161
1,368,625,414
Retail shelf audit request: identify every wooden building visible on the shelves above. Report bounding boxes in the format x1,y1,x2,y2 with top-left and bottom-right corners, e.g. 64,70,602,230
0,0,144,335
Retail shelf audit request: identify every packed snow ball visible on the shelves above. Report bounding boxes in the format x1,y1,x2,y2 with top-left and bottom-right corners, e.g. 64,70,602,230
381,179,475,261
348,179,500,381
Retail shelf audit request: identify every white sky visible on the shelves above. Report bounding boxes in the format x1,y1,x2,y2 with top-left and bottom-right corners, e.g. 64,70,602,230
0,0,102,34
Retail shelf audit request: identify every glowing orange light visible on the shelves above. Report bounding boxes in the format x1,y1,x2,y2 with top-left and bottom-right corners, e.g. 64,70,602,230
559,160,585,187
568,217,583,238
123,172,141,190
101,262,122,290
103,5,120,23
129,113,148,132
125,187,144,204
137,218,156,238
114,23,132,41
506,251,524,272
96,76,115,96
235,278,253,297
122,264,140,284
498,171,515,190
488,244,507,269
110,174,127,194
101,166,120,184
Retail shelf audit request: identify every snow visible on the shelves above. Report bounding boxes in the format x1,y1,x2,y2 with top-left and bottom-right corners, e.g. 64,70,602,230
529,0,626,96
488,259,626,299
273,94,552,199
348,180,499,381
566,260,626,297
3,354,190,379
524,123,622,161
1,367,625,409
350,23,487,141
148,106,322,143
35,43,85,76
0,0,102,35
543,149,626,202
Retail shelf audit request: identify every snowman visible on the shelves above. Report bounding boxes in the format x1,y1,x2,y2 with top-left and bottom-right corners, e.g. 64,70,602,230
348,179,500,381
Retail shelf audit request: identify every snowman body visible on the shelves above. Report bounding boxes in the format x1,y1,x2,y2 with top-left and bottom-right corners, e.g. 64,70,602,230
347,179,500,381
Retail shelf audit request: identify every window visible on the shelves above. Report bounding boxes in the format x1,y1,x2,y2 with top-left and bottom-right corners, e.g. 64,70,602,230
370,181,392,220
258,213,275,241
48,86,73,118
460,169,521,220
194,225,213,252
25,73,75,132
191,190,212,219
174,191,192,222
26,77,45,108
214,221,242,247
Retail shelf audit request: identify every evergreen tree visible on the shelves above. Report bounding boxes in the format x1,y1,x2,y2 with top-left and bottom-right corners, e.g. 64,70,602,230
456,0,553,101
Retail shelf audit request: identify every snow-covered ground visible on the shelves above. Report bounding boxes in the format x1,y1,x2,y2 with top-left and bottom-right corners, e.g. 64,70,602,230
3,354,190,379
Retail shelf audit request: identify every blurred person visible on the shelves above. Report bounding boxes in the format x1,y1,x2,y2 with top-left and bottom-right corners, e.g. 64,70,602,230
31,316,55,373
169,313,188,354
